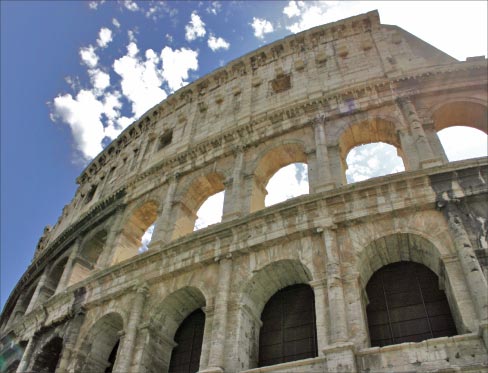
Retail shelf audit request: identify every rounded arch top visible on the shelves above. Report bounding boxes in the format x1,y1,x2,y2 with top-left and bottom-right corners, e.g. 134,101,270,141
240,259,313,317
431,100,487,134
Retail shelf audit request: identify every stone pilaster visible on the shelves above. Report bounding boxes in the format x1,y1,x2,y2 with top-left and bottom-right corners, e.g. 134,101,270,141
201,257,232,373
25,269,51,314
309,279,329,351
113,284,149,373
55,238,81,294
444,203,488,326
397,97,443,169
149,174,179,248
97,207,126,267
56,310,86,372
312,115,339,192
322,227,349,344
222,146,245,221
16,334,39,373
199,305,214,370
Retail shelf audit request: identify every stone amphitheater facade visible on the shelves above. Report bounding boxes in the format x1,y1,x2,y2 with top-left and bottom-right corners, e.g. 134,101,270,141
1,10,488,373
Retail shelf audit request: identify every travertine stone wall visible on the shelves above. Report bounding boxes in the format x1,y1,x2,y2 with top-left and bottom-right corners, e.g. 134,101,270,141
1,10,487,373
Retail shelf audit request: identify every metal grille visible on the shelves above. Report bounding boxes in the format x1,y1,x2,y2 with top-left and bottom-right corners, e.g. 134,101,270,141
169,309,205,373
366,262,457,347
258,284,318,367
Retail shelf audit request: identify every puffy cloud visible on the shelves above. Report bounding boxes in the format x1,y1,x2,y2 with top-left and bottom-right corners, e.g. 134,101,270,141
79,45,98,68
283,1,304,18
51,90,106,160
208,35,230,51
251,17,274,39
112,18,121,28
97,27,113,48
122,0,139,12
345,143,405,183
88,69,110,93
113,43,168,118
185,11,206,41
161,46,198,92
128,29,138,43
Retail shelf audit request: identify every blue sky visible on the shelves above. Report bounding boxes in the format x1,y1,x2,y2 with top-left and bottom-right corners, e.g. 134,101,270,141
1,1,487,310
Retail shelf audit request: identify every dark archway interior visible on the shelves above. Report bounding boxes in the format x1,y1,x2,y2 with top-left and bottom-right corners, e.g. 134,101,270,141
31,337,63,373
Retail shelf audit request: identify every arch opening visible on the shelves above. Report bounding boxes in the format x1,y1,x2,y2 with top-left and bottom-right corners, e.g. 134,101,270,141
251,144,308,213
172,173,225,239
345,142,405,183
366,261,457,347
437,126,487,162
76,312,124,373
168,309,206,373
144,287,207,372
258,284,317,367
265,163,309,207
113,200,158,264
31,336,63,373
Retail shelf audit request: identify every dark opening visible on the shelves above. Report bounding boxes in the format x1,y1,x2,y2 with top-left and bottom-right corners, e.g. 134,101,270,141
158,130,173,151
104,339,120,373
169,309,205,373
31,337,63,373
366,261,457,347
258,284,317,367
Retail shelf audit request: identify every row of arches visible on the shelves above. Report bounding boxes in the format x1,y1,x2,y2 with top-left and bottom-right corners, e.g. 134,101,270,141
25,254,458,372
5,101,486,333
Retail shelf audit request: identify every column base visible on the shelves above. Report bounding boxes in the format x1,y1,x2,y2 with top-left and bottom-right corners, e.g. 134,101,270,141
420,157,444,169
322,341,357,373
314,182,338,193
199,367,224,373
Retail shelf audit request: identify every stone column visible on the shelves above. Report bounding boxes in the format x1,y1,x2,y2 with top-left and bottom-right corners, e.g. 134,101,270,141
323,228,348,343
149,174,179,248
321,227,357,372
97,207,126,267
201,256,232,373
327,145,346,186
55,239,81,293
129,323,152,373
397,98,442,169
25,268,51,314
309,279,329,351
113,284,149,373
56,310,86,372
16,334,39,373
312,115,339,192
222,146,245,221
444,203,488,327
423,118,449,163
199,305,215,370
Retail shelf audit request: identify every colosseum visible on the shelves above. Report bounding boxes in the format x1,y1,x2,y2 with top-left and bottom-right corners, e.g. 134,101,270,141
1,10,487,373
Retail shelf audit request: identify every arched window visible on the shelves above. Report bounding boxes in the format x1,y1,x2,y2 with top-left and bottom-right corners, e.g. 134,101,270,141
366,262,457,347
265,163,309,207
194,191,225,230
31,337,63,373
258,284,317,367
345,142,405,183
437,126,487,162
168,309,205,373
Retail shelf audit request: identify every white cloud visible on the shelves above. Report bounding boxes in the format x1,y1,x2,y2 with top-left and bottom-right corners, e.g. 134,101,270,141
208,35,230,51
122,0,139,11
345,142,404,183
161,46,199,92
251,17,274,39
165,33,173,43
185,11,206,41
97,27,113,48
138,224,154,253
88,0,105,10
265,163,309,206
206,1,222,15
51,90,106,160
128,29,137,43
112,18,121,28
113,43,168,118
283,1,304,18
88,69,110,93
79,45,99,68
